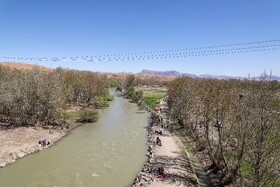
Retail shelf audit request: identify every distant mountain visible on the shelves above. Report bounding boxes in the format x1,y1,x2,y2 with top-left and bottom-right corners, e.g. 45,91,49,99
269,75,280,81
139,69,280,81
140,69,182,76
140,69,196,77
198,74,245,80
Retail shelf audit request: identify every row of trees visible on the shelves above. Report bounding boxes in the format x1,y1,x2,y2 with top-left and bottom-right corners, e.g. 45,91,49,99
0,65,110,128
122,75,144,103
108,73,171,89
167,76,280,186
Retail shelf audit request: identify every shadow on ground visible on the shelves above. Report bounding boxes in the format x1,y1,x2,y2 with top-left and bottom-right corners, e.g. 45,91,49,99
152,155,198,186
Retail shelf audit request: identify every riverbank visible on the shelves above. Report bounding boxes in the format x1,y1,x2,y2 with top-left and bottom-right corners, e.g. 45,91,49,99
131,99,199,187
0,108,85,168
0,126,66,168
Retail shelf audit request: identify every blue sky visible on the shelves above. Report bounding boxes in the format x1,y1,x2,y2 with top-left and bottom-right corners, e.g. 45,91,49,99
0,0,280,76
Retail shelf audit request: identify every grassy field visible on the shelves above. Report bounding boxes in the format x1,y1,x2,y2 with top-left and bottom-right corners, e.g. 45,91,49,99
135,86,167,108
142,91,165,108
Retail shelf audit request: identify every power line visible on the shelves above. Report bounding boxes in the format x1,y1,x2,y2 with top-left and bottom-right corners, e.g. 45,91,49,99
1,39,280,62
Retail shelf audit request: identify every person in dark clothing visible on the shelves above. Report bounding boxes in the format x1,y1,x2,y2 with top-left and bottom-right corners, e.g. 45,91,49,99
156,137,162,146
158,166,164,175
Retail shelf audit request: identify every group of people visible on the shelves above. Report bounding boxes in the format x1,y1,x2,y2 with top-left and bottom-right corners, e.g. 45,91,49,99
38,139,50,147
154,108,166,180
155,130,162,135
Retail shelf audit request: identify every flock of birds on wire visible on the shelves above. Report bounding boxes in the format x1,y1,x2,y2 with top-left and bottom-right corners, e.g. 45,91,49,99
1,39,279,62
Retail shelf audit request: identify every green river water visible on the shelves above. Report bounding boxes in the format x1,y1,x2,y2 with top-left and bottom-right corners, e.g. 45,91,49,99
0,90,149,187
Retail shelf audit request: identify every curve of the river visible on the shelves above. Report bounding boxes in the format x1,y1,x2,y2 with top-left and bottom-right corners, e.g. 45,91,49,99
0,90,149,187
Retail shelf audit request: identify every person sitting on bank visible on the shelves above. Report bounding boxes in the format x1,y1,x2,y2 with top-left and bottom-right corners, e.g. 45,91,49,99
156,137,162,146
158,166,164,175
156,165,165,181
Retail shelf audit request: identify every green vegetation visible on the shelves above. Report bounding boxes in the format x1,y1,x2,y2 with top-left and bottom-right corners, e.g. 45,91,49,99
122,75,166,108
225,150,280,185
59,112,70,121
96,90,114,107
240,160,255,181
123,75,143,103
110,79,121,87
78,109,99,123
224,153,255,181
142,92,165,108
65,111,80,120
131,90,144,103
58,110,81,125
271,98,280,108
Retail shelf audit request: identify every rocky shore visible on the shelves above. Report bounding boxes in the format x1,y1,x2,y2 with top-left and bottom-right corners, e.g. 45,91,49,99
131,112,158,186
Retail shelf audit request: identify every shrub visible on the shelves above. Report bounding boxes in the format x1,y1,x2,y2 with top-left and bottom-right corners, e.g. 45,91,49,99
77,109,98,123
59,112,70,121
96,90,114,108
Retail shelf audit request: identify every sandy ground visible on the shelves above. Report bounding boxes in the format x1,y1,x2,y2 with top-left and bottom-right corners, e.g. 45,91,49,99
0,127,65,167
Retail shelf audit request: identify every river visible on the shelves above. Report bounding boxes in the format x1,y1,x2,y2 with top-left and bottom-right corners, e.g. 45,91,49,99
0,90,149,187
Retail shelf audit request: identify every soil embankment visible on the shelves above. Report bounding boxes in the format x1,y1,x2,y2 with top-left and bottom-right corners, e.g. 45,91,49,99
0,127,65,167
0,107,83,168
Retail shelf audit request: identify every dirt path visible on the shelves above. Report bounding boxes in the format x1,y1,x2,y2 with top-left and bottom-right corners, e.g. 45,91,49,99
149,128,198,187
131,100,199,187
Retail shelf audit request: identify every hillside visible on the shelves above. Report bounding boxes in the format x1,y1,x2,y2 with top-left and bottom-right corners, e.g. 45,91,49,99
0,62,52,71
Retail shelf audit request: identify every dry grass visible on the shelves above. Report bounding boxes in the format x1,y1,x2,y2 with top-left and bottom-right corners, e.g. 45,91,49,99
0,62,52,71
